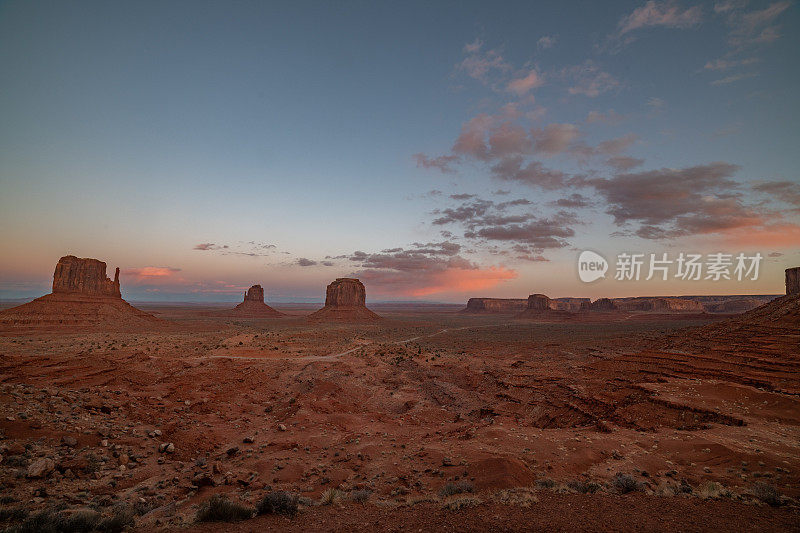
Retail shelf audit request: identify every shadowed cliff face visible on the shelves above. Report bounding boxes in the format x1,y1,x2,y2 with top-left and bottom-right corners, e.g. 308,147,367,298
526,293,551,311
52,256,121,298
324,278,367,308
787,267,800,295
243,284,265,303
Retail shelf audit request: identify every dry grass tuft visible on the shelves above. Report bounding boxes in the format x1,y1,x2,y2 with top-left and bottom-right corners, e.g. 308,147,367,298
490,487,539,507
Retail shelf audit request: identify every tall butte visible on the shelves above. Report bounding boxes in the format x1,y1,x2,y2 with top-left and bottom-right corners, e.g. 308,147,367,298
0,255,161,332
307,278,381,321
229,284,283,317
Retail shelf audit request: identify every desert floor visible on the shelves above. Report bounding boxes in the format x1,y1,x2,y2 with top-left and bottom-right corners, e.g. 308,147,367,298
0,302,798,531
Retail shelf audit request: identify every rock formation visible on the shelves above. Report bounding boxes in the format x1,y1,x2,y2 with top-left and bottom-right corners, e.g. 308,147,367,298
52,255,121,297
462,298,528,314
516,293,574,320
230,284,283,317
580,298,617,312
550,297,590,312
307,278,381,321
526,294,551,311
787,267,800,295
613,297,704,313
0,255,161,332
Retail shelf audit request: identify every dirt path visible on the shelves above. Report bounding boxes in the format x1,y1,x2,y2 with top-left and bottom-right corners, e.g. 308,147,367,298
206,322,516,362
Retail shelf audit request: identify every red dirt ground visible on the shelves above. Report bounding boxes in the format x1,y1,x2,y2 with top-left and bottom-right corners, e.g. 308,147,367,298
0,297,797,531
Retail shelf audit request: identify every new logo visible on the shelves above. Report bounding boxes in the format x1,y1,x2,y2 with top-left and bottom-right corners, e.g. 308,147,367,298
578,250,608,283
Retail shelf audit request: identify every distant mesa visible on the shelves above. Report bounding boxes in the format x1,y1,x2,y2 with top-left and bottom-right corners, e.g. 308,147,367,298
230,284,283,317
614,297,704,313
463,297,588,314
0,255,161,331
515,293,574,319
580,298,617,312
307,278,381,321
527,293,551,311
462,298,528,314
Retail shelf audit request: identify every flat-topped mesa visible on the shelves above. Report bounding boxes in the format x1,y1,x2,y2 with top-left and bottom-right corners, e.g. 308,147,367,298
325,278,366,307
526,293,551,311
308,278,381,320
231,284,283,317
52,256,121,298
787,267,800,295
614,297,704,313
463,298,528,314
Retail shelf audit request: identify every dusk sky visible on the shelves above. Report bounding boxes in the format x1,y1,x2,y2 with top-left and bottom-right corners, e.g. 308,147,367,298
1,0,798,302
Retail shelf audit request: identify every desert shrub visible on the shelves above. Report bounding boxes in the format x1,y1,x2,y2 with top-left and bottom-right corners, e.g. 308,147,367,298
94,507,134,533
611,473,641,494
535,478,556,489
195,495,253,523
256,491,298,517
441,495,481,511
319,488,343,506
567,480,602,494
348,489,372,503
752,482,781,507
0,507,28,522
697,481,730,500
4,510,60,533
59,510,100,532
438,480,474,498
490,487,538,507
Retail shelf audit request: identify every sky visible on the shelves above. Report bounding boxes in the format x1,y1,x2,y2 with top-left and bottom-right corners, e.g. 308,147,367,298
0,0,798,302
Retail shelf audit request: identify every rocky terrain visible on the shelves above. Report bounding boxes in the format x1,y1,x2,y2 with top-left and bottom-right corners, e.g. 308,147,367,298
0,270,797,531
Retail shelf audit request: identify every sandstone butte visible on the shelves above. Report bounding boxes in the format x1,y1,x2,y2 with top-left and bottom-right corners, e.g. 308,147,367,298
515,293,574,319
307,278,381,321
229,284,283,317
0,255,161,331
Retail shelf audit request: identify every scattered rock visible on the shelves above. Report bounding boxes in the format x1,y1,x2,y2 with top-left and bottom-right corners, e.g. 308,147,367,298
27,457,55,478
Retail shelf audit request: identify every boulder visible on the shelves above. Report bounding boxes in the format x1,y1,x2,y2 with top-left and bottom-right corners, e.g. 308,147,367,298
52,256,120,298
27,457,55,478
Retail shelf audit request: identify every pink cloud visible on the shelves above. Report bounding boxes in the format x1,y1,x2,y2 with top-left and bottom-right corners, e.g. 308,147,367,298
507,70,543,95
